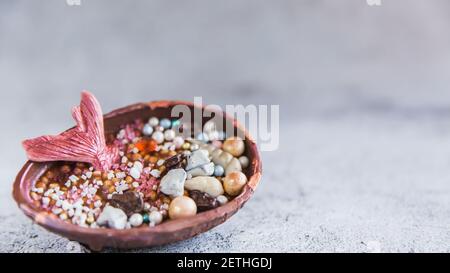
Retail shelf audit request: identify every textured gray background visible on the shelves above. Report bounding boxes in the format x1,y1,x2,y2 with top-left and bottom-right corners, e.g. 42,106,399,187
1,0,450,252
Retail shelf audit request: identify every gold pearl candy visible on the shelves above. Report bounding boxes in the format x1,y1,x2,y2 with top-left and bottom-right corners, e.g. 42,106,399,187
222,137,245,157
223,171,248,196
181,143,191,150
168,196,197,220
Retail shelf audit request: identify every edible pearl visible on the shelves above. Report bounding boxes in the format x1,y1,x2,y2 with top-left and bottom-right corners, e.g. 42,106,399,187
160,118,172,129
181,143,191,150
213,165,225,177
164,129,176,141
223,137,245,157
238,156,249,168
148,117,159,127
216,195,228,205
196,132,209,143
143,124,154,136
207,131,219,141
173,136,185,148
149,211,163,225
168,196,197,220
203,120,216,133
129,213,143,227
190,143,199,151
171,119,181,128
152,131,164,144
212,140,222,149
218,131,226,140
223,171,248,196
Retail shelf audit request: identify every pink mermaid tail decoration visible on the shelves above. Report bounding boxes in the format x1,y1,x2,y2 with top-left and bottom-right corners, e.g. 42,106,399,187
22,91,118,171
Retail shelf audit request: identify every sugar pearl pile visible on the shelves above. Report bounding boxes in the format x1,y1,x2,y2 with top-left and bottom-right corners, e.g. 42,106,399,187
30,116,251,229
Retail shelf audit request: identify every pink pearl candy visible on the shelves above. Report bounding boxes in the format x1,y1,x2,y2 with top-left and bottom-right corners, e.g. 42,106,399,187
212,140,222,149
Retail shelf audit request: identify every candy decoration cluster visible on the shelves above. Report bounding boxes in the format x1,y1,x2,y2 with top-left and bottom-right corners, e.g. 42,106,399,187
25,91,251,229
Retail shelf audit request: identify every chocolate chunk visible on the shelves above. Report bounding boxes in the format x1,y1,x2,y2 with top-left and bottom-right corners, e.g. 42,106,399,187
164,154,186,170
109,191,144,216
189,190,219,212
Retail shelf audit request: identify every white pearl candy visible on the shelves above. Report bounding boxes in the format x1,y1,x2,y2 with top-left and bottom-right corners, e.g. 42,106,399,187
149,211,163,225
142,124,154,136
207,131,219,141
214,165,225,177
190,143,199,151
173,136,185,148
148,117,159,127
203,121,216,133
216,195,228,205
239,156,249,168
152,131,164,144
164,129,175,141
196,132,209,142
129,213,143,227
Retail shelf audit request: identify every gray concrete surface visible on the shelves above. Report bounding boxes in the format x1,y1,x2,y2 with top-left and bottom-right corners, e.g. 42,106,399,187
1,0,450,252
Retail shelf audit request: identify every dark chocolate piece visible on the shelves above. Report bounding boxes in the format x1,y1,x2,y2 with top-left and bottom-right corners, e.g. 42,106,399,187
109,191,144,216
189,190,219,212
164,153,186,170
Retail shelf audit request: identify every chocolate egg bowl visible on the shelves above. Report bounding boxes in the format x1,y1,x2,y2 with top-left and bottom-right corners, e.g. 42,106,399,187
13,93,262,251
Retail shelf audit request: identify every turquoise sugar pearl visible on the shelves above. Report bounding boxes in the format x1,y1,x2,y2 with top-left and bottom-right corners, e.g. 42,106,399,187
160,118,171,129
143,213,150,224
171,119,181,128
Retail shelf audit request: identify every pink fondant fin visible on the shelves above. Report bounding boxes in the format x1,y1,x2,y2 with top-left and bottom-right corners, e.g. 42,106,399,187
22,91,118,171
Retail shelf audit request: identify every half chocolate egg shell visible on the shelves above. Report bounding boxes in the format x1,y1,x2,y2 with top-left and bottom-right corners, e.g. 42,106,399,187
13,101,262,250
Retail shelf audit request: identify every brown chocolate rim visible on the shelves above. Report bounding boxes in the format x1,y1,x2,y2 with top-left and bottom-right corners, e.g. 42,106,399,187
12,100,262,251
